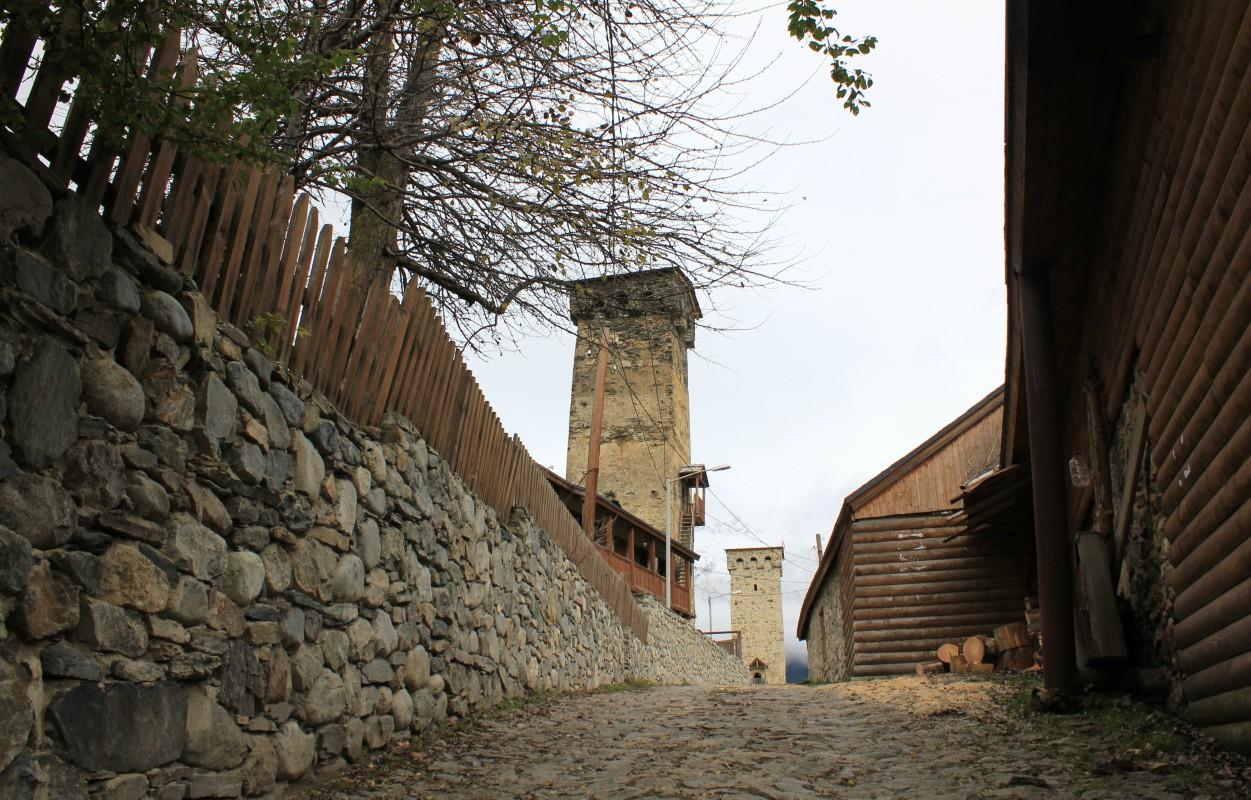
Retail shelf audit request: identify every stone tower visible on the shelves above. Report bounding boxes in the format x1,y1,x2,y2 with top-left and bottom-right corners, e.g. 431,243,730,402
727,546,786,685
565,268,701,536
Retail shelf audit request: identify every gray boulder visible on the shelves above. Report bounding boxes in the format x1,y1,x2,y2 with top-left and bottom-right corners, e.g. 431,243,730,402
82,355,145,431
7,339,80,468
46,681,187,772
0,524,32,595
273,720,315,781
0,156,52,239
0,473,76,549
140,290,194,342
165,515,227,580
183,688,248,770
221,550,265,606
41,196,111,279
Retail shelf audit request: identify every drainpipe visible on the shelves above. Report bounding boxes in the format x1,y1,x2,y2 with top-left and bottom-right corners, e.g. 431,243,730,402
1017,267,1078,695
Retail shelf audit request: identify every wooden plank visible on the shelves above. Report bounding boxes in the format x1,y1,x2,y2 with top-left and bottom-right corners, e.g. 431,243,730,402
108,31,181,224
50,97,93,188
213,166,263,321
341,285,389,418
160,152,202,249
372,303,416,425
311,245,356,393
177,158,225,276
137,48,200,228
385,292,421,420
280,218,327,363
1114,396,1148,565
233,168,281,325
0,21,37,101
261,192,311,338
292,235,343,378
197,161,244,296
19,6,80,145
1075,532,1129,665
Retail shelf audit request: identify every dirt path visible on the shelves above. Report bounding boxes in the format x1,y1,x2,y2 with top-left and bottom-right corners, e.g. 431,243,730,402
301,677,1249,800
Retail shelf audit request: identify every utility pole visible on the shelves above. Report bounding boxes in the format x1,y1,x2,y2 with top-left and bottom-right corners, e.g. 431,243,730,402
582,329,610,541
814,533,824,561
707,595,713,630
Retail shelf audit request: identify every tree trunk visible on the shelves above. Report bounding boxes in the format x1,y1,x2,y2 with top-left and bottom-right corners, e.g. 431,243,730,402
349,12,448,290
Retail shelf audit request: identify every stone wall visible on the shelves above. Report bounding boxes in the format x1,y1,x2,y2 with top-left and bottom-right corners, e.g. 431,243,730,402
804,576,852,683
630,594,751,686
0,158,746,800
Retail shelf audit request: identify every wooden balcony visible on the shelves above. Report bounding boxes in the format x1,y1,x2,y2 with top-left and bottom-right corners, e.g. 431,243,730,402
546,470,698,618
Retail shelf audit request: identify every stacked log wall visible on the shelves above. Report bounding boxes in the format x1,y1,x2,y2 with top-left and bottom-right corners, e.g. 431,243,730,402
848,522,1032,677
1055,0,1251,751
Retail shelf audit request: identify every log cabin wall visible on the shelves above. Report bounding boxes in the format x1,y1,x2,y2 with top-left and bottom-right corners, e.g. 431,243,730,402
799,389,1033,678
1005,0,1251,752
847,519,1032,677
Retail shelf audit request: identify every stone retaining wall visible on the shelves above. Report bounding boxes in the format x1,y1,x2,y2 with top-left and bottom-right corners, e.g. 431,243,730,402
0,157,747,799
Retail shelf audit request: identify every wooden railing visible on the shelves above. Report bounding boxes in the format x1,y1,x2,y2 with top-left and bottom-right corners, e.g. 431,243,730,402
546,470,696,617
0,22,649,640
602,549,693,618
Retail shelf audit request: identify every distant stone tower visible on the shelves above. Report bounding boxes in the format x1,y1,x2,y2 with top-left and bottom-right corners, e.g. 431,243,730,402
727,546,786,685
565,268,701,537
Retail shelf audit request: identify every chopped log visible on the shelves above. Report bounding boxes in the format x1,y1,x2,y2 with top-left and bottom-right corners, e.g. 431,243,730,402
1075,532,1129,665
993,621,1032,652
999,646,1036,672
970,662,995,672
949,654,970,673
962,634,998,664
915,661,946,676
936,642,961,664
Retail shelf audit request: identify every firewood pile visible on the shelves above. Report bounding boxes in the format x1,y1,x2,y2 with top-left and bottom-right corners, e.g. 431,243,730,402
915,620,1042,676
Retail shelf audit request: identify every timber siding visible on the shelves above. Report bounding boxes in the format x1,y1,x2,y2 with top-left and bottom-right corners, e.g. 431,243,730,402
800,389,1033,678
1005,0,1251,752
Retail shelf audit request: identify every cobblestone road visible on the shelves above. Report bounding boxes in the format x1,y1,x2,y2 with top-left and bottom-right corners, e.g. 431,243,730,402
303,678,1248,800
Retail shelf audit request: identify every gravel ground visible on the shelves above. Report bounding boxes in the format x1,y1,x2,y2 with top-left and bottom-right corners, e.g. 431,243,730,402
298,676,1251,800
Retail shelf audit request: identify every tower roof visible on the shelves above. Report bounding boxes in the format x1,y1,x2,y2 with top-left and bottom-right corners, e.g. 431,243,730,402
567,267,702,324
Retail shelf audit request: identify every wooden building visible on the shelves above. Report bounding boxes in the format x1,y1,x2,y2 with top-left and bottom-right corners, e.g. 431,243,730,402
798,388,1034,679
547,470,699,618
1003,0,1251,753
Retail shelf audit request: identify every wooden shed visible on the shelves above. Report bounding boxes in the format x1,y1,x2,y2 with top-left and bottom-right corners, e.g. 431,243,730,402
1004,0,1251,753
798,388,1034,679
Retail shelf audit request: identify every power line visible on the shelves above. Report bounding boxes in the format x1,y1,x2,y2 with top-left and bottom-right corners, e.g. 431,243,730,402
704,487,821,567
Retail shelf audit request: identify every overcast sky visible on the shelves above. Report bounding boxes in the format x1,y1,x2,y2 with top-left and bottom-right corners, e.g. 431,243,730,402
465,1,1008,667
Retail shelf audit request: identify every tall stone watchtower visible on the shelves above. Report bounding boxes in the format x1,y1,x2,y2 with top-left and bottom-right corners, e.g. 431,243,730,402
565,268,701,537
727,546,786,685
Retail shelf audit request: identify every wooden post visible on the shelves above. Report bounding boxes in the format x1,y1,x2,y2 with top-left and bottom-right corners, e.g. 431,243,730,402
582,329,610,540
1018,268,1078,695
1085,375,1114,536
815,533,824,561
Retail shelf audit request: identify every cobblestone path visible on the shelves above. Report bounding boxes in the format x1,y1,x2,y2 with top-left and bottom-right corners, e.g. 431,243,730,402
304,678,1247,800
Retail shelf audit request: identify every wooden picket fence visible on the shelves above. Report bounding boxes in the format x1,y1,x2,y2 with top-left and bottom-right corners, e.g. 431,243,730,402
0,22,648,639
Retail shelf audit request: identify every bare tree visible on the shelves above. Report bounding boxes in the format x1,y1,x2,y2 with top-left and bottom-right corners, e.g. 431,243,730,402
5,0,875,348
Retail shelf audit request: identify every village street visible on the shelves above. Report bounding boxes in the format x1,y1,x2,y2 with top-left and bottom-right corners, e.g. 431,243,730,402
302,678,1248,800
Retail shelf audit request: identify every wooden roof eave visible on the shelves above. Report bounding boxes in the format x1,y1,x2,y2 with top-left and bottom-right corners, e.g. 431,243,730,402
544,468,700,562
